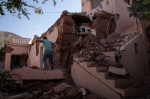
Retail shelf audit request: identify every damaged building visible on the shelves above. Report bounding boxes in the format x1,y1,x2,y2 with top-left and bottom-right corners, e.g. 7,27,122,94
3,0,150,99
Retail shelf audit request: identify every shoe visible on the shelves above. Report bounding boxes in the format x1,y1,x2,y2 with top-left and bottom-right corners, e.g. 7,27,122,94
43,66,48,70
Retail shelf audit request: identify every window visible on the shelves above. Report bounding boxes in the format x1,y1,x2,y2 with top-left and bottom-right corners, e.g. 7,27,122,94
91,0,101,9
88,29,91,33
82,28,86,32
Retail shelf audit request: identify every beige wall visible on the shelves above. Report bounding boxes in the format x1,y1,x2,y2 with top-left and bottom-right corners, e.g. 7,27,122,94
4,44,28,70
120,33,145,76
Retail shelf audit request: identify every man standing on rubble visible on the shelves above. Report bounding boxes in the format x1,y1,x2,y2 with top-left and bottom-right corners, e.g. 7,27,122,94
37,37,54,70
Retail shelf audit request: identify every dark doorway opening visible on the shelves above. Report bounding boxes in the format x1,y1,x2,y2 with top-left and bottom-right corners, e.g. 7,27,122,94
11,55,28,69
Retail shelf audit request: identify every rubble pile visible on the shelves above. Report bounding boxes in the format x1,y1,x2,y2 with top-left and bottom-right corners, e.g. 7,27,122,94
1,80,100,99
75,31,139,60
74,31,140,80
109,32,139,47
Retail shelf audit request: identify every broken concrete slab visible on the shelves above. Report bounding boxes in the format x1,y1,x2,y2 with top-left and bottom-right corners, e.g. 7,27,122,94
108,66,128,75
10,68,65,80
96,67,108,72
64,86,79,98
53,83,70,93
6,93,30,99
95,55,104,61
87,62,96,67
103,51,116,62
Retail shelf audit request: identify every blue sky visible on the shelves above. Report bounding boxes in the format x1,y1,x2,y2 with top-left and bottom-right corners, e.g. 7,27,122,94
0,0,81,38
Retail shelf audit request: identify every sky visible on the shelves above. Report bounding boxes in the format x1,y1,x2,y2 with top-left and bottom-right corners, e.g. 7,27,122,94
0,0,81,38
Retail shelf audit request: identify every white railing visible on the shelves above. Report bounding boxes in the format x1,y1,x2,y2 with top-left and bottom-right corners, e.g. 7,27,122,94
11,38,30,44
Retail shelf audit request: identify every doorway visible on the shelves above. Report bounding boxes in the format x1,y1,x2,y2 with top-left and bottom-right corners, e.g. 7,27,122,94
11,55,28,69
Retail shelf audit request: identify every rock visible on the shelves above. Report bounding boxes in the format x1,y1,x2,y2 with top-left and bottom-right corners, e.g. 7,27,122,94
43,90,52,96
40,94,51,99
32,90,43,97
79,88,87,96
109,66,128,75
96,67,108,72
64,86,78,98
95,55,104,61
51,95,60,99
42,83,53,92
60,92,65,98
6,93,30,99
85,94,99,99
53,83,70,93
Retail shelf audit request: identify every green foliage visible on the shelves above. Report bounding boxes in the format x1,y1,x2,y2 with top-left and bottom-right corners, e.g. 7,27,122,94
0,0,61,19
0,71,11,89
0,34,9,53
128,0,150,20
0,31,17,53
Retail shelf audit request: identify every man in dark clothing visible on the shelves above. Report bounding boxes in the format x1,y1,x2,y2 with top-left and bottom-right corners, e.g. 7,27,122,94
37,37,54,70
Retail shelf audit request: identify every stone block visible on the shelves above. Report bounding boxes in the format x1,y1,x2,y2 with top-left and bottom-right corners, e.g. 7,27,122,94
96,67,108,72
53,83,70,93
108,66,128,75
103,51,116,62
87,62,96,67
95,55,104,61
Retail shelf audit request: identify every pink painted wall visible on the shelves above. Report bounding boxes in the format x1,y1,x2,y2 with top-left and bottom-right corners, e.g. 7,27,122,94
47,27,59,42
120,33,145,76
4,44,28,70
28,26,59,68
28,43,40,67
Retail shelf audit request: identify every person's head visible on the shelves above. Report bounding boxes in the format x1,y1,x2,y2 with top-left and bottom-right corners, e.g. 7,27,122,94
43,36,47,40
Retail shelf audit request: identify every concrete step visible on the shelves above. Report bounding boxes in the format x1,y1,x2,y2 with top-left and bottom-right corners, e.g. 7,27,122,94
10,68,65,80
108,66,129,76
73,57,150,98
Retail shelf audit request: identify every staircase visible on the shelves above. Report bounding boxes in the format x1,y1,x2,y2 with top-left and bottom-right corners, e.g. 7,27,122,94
71,56,150,99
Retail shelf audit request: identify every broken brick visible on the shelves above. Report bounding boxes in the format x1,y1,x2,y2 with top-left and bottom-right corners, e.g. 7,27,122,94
53,83,70,93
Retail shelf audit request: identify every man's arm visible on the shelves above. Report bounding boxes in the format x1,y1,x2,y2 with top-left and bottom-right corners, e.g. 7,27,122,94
36,38,42,42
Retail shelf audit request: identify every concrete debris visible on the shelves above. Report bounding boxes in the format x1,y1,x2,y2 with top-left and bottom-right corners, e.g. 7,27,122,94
79,88,87,96
108,66,128,75
43,90,52,95
109,32,139,47
64,86,79,98
51,95,60,99
85,94,99,99
6,93,30,99
53,83,70,93
96,67,108,72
